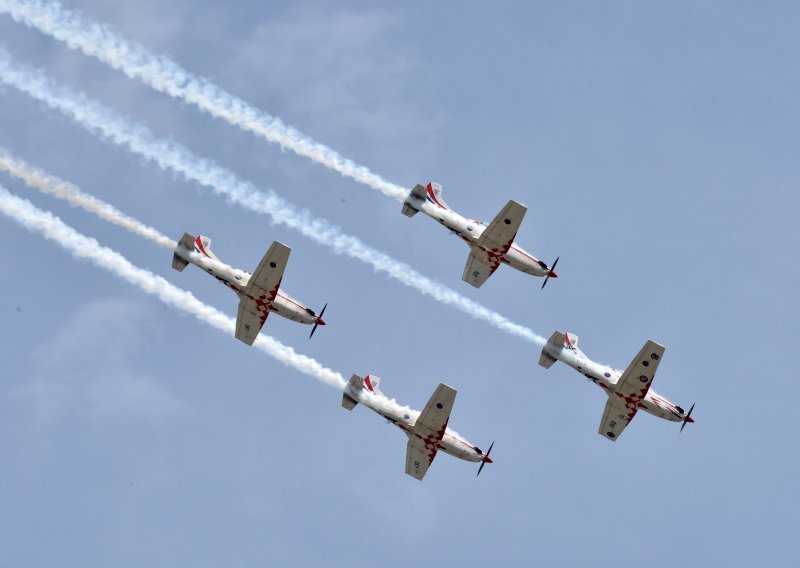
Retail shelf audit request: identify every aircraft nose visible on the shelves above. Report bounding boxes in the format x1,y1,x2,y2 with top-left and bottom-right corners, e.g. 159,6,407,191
316,317,326,326
686,415,695,423
548,270,558,278
483,455,493,463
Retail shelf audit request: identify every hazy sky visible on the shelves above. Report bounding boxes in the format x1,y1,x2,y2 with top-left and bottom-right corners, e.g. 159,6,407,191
1,1,798,566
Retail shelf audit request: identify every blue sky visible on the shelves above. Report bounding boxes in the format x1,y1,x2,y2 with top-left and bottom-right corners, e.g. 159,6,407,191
0,1,798,566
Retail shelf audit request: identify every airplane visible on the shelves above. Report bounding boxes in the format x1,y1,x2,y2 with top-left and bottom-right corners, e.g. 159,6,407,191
401,182,559,289
172,233,327,344
342,374,494,480
539,331,695,441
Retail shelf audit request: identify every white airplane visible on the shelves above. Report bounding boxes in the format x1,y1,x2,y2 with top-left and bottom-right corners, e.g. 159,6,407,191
342,374,494,480
402,182,559,289
539,331,695,441
172,233,327,344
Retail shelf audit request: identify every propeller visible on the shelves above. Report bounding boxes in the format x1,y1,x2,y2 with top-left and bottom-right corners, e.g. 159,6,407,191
540,256,560,290
477,441,494,477
308,302,327,339
680,403,695,433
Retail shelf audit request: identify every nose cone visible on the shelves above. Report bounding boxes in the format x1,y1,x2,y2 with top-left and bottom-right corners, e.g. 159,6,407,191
316,317,326,326
483,454,493,463
686,415,695,423
548,270,558,278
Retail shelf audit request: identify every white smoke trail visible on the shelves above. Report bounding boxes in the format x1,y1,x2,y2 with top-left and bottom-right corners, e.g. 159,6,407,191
0,0,408,201
0,184,347,391
0,49,546,347
0,148,175,249
0,182,432,421
0,158,455,429
0,147,237,276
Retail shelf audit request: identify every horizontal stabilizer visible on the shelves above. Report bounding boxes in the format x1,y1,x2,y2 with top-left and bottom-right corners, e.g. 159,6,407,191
401,202,419,217
402,184,426,217
171,232,195,272
538,351,557,369
342,374,364,410
410,183,427,200
342,394,358,410
171,252,189,272
539,330,565,369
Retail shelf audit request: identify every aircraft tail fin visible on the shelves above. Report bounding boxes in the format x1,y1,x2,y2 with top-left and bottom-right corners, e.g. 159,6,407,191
171,232,195,272
193,235,221,262
564,332,580,350
342,373,383,410
540,331,583,367
362,374,382,396
402,182,449,217
425,182,449,209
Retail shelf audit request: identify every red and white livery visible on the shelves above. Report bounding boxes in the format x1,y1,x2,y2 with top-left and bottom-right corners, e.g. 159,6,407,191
342,374,494,480
539,331,695,441
172,233,326,345
402,182,558,288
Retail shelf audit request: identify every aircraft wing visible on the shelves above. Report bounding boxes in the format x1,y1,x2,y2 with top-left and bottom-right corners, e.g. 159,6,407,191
477,200,527,254
461,200,526,288
462,248,498,288
598,395,636,441
246,241,290,298
405,436,435,481
234,241,291,345
235,297,273,346
416,383,456,435
599,340,666,441
402,384,456,480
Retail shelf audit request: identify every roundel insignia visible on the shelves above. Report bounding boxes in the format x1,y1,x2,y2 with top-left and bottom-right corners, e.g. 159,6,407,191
642,361,650,367
607,431,616,438
504,218,511,224
650,353,660,360
269,262,277,268
604,372,611,378
639,375,648,383
436,403,443,409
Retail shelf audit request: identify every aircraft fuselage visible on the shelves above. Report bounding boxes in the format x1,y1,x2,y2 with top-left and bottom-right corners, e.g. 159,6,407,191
344,381,489,464
176,244,320,326
541,341,688,423
404,192,551,278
